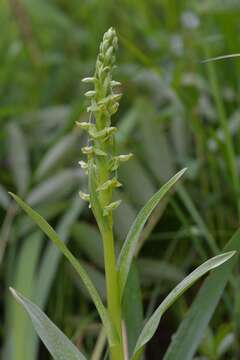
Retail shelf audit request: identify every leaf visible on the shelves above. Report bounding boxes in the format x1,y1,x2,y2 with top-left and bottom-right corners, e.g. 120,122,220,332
117,168,187,298
131,251,236,360
10,288,86,360
139,99,174,182
36,195,84,308
164,228,240,360
202,53,240,63
122,261,143,357
35,132,79,180
7,123,30,195
0,184,10,209
9,192,117,346
10,232,43,360
27,169,81,207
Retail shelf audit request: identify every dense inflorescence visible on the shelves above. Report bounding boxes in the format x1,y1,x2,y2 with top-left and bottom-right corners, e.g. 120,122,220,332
77,28,132,221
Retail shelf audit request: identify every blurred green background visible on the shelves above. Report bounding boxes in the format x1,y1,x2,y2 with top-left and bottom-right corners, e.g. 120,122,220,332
1,0,240,359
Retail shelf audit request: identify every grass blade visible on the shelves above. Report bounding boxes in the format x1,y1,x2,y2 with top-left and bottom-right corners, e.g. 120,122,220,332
9,192,117,346
35,132,79,180
117,168,187,298
0,184,10,209
7,123,30,196
122,261,143,357
10,288,87,360
164,228,240,360
36,195,84,308
202,53,240,63
9,232,43,360
131,251,236,360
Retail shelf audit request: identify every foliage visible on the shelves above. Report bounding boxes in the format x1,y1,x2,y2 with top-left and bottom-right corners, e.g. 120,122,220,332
1,1,240,359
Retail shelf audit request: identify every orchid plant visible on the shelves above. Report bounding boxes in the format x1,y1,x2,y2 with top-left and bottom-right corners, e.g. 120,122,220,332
9,28,235,360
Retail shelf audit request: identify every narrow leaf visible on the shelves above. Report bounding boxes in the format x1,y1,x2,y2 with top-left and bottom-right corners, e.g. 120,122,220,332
7,123,30,195
118,168,187,297
164,228,240,360
36,195,84,308
132,251,236,360
27,169,81,207
10,288,86,360
9,192,117,345
202,53,240,63
10,232,43,360
0,184,10,209
35,132,78,180
122,261,143,357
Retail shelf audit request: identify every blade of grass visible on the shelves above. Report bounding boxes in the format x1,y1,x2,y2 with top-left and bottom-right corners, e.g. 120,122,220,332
132,251,236,360
9,232,43,360
35,131,79,180
203,46,240,218
164,228,240,360
36,195,84,308
7,122,30,196
122,260,143,357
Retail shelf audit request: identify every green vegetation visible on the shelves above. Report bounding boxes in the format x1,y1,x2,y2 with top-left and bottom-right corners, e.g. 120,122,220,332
1,1,240,359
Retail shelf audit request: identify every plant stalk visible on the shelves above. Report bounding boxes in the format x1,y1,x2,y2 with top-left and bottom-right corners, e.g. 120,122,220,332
102,225,124,360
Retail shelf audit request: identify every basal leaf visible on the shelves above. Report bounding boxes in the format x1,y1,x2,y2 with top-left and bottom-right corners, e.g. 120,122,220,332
117,168,187,298
131,251,236,360
9,192,117,346
10,288,86,360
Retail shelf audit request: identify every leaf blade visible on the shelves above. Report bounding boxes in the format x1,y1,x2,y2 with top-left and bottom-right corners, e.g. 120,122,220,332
132,251,236,359
9,192,117,345
164,228,240,360
10,288,86,360
7,123,30,196
117,168,187,297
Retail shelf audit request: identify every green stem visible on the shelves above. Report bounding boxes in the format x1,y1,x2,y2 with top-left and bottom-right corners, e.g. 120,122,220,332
102,225,124,360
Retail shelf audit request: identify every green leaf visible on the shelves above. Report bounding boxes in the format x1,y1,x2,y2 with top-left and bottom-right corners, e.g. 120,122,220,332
117,168,187,297
10,288,86,360
36,195,84,308
7,123,30,196
0,184,10,209
122,261,143,357
131,251,236,360
9,192,117,346
35,132,79,180
164,228,240,360
9,232,43,360
27,169,80,207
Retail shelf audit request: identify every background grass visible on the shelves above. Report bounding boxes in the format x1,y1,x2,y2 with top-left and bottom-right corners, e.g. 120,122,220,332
1,0,240,359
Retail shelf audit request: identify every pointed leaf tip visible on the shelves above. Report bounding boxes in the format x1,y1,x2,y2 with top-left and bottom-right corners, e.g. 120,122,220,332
10,288,87,360
131,251,236,358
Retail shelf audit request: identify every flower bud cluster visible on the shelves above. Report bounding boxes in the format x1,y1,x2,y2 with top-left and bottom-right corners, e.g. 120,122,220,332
78,28,132,219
